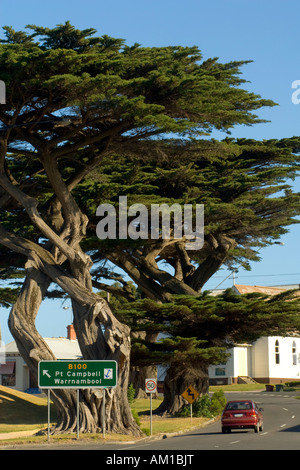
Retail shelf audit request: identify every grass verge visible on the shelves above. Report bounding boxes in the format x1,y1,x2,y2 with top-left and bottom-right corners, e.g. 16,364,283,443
0,385,48,433
132,398,210,436
0,387,211,444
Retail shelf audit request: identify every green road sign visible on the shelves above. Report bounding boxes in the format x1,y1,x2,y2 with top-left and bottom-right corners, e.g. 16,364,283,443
38,360,117,389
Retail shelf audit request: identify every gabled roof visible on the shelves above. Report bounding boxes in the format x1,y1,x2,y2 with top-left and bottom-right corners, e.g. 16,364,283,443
6,337,82,360
233,285,288,296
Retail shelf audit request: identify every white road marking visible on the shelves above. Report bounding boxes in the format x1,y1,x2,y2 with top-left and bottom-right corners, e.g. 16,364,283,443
117,443,151,450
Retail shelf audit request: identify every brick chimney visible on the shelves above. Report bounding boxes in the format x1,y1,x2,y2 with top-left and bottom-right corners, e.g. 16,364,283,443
67,324,76,340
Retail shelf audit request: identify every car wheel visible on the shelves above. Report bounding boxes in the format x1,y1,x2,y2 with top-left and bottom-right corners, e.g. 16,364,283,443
254,424,259,433
222,427,226,434
259,422,263,432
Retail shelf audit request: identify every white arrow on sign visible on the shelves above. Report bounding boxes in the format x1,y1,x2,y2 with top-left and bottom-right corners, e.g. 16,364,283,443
43,370,51,378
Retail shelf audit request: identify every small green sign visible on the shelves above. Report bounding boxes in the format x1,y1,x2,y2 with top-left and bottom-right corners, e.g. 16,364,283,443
38,360,117,389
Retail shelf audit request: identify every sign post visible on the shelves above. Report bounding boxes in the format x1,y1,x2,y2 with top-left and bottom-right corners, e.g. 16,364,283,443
181,385,199,423
78,389,82,439
102,387,106,439
145,378,157,436
47,390,51,443
39,360,117,440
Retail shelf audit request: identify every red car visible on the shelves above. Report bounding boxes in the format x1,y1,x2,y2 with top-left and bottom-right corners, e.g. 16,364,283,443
221,400,264,433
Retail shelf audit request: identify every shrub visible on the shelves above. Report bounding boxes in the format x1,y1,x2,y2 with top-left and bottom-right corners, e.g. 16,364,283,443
210,390,227,415
131,409,141,427
177,390,227,418
193,394,214,418
141,427,151,436
127,383,136,404
284,381,300,388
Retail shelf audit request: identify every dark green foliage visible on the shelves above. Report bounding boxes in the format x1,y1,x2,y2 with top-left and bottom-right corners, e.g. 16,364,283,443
131,409,141,428
117,288,300,371
284,381,300,388
178,390,226,418
83,136,300,300
0,287,19,308
1,22,300,304
210,390,227,415
127,383,136,404
0,22,283,304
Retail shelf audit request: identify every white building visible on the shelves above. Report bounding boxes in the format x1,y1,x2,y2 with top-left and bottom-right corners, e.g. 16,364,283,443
209,285,300,385
0,325,82,392
209,336,300,385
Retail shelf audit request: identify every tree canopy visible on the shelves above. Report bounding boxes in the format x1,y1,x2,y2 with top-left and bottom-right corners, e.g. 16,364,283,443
81,137,300,301
0,22,291,304
1,22,300,428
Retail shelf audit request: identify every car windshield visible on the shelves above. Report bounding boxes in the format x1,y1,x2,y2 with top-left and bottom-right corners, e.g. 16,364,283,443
226,401,252,410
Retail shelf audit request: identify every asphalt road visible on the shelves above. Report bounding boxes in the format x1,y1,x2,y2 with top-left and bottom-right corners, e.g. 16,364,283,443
2,391,300,454
111,391,300,452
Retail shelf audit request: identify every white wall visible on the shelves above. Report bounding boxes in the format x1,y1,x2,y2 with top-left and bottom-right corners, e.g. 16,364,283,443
267,336,300,381
232,347,248,377
250,337,269,379
209,336,300,383
208,346,249,382
0,356,30,391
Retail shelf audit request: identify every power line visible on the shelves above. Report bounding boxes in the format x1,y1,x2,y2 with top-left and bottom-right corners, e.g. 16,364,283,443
212,272,300,279
209,271,300,291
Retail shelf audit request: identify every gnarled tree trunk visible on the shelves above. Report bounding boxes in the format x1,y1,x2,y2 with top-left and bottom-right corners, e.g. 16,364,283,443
7,259,95,433
155,364,209,415
3,233,141,435
130,331,159,399
0,142,142,436
71,297,141,435
129,365,158,399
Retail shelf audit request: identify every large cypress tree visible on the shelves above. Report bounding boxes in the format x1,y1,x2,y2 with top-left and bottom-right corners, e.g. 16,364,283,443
0,22,277,434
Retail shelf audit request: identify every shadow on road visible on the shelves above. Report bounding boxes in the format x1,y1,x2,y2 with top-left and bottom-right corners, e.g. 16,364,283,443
279,424,300,432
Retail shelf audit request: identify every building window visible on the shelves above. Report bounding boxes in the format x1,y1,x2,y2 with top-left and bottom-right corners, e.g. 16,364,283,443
275,340,280,364
2,373,16,387
215,367,226,376
292,341,297,365
0,362,16,386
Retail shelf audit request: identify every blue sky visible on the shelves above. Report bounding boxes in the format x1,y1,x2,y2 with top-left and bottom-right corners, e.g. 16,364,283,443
1,0,300,342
